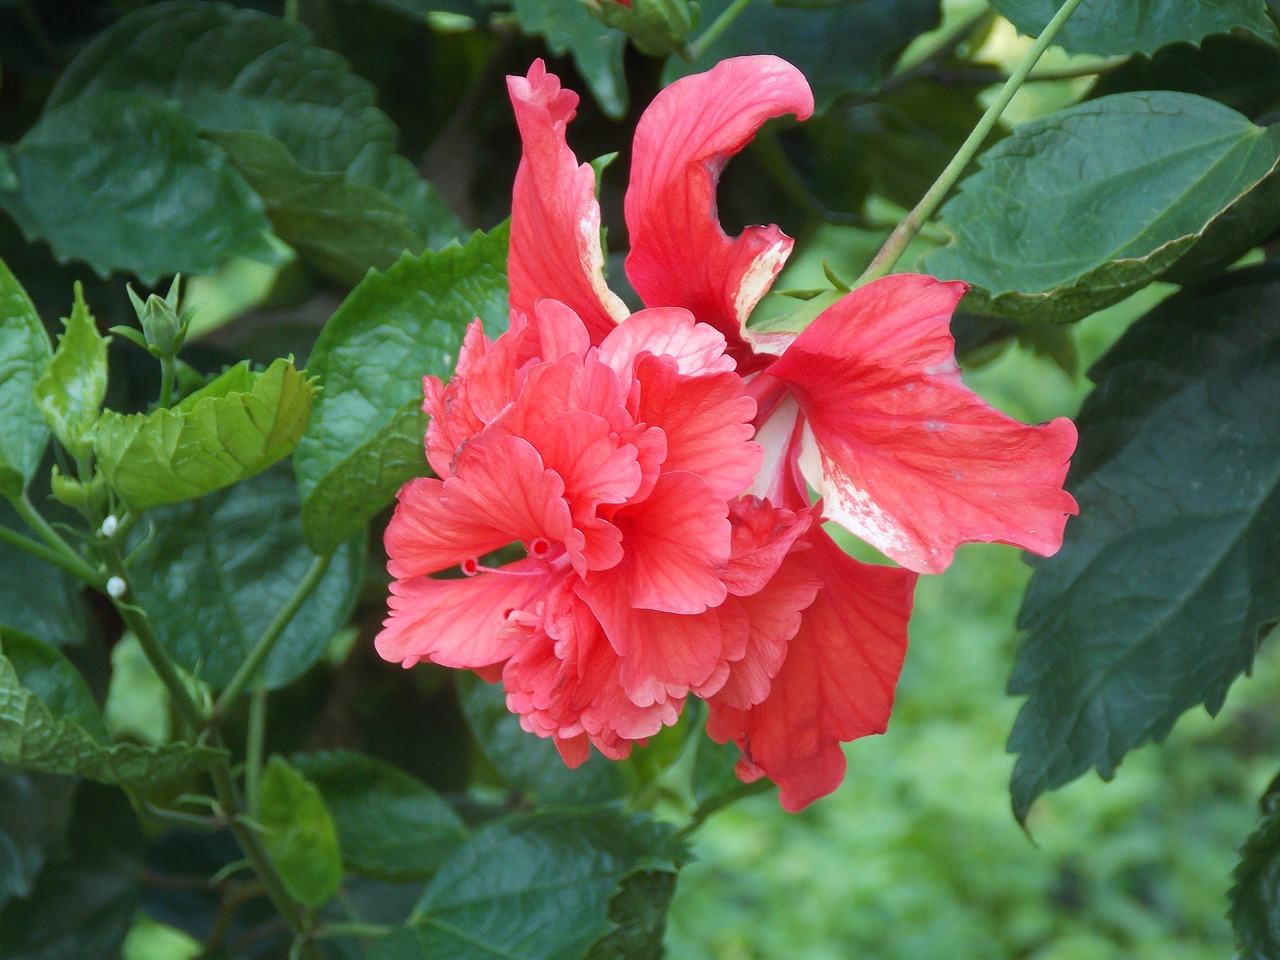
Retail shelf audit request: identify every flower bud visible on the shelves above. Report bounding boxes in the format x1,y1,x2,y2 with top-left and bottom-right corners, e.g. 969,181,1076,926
588,0,697,57
126,275,188,359
106,576,127,598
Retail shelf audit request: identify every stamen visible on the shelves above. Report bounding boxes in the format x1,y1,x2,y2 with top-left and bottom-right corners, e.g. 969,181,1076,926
527,537,552,557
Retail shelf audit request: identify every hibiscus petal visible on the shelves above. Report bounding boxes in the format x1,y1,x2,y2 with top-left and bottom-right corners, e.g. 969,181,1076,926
597,307,737,378
625,56,814,357
384,435,574,578
377,559,555,669
721,496,813,597
508,61,629,343
706,529,916,811
767,274,1079,574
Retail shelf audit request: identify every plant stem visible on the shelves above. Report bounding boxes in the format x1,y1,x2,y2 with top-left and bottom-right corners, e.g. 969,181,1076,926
856,0,1088,285
158,353,176,408
8,492,103,586
212,552,332,719
688,0,753,60
245,687,268,820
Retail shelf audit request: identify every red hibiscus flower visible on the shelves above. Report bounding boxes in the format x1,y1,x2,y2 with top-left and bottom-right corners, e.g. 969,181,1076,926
380,56,1078,811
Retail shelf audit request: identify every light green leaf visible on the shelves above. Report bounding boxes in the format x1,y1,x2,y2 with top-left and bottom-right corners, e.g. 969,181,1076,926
259,756,343,908
0,92,277,284
990,0,1276,56
926,92,1280,323
512,0,629,118
370,811,684,960
0,631,225,787
295,224,509,555
33,282,108,463
0,256,51,497
47,2,459,252
125,465,363,690
206,130,429,285
292,750,467,879
95,357,313,511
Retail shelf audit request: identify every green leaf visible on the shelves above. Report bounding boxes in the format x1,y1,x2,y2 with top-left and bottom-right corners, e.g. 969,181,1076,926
585,869,679,960
371,810,684,960
125,465,363,691
33,282,107,463
295,224,509,555
0,772,50,907
926,92,1280,323
989,0,1276,56
665,0,941,112
46,2,459,252
291,750,468,880
206,130,428,285
0,782,143,960
1230,779,1280,958
512,0,628,118
1008,265,1280,822
0,501,87,649
458,675,625,805
0,631,225,787
0,93,276,284
0,256,51,497
259,756,343,908
95,357,314,511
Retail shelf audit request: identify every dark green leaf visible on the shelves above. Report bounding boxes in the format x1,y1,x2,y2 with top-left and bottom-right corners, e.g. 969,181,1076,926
47,1,458,250
0,93,276,284
370,810,683,960
295,224,509,555
0,256,50,497
0,631,225,786
990,0,1275,56
458,674,625,805
927,92,1280,323
1088,35,1280,121
207,130,428,285
0,772,49,907
1231,777,1280,958
666,0,941,112
95,357,314,510
0,783,142,960
0,501,87,650
512,0,628,118
125,465,363,690
292,750,467,880
33,283,107,463
586,869,678,960
260,756,343,908
1008,265,1280,821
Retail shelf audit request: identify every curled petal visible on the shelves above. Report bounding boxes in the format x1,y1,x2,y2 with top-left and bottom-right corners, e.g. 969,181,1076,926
377,559,556,669
597,306,737,378
707,530,916,811
384,436,574,578
768,274,1079,574
625,56,814,359
508,61,629,343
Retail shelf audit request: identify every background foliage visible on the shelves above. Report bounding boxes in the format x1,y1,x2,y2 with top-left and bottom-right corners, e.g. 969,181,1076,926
2,0,1280,958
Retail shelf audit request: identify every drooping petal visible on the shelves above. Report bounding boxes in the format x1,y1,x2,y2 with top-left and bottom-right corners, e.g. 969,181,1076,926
767,274,1079,575
597,306,737,378
631,354,760,500
707,529,916,811
377,559,557,669
625,56,814,360
384,435,574,578
508,61,629,343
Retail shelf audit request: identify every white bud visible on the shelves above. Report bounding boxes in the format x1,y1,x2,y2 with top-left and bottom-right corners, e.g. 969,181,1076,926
106,576,127,598
100,515,119,538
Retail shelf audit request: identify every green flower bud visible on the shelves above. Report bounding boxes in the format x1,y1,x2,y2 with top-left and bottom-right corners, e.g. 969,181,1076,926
126,275,188,359
590,0,698,58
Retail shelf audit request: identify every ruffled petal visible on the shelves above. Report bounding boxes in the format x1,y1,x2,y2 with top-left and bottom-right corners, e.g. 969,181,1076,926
377,559,557,669
625,56,814,359
597,306,737,378
707,529,916,811
767,274,1079,574
384,435,574,578
508,61,629,343
633,354,760,500
720,496,813,597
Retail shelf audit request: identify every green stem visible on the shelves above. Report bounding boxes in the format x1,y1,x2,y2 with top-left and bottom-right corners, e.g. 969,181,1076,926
212,553,332,719
688,0,752,60
8,492,103,587
158,353,176,408
0,515,101,586
245,687,268,820
856,0,1088,285
311,922,393,941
